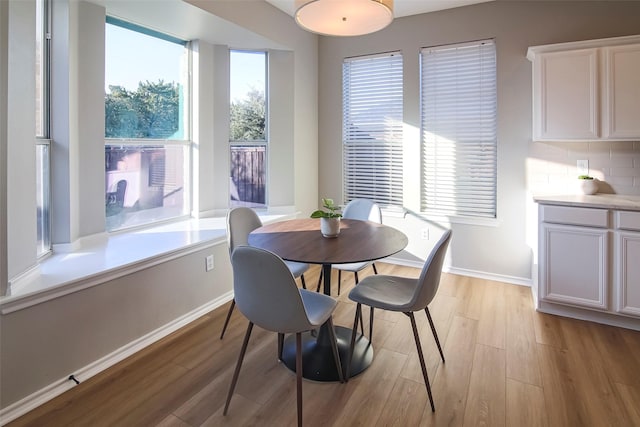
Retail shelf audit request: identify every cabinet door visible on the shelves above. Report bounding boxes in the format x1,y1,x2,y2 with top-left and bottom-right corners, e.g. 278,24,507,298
533,49,599,140
615,231,640,317
603,44,640,139
540,223,608,309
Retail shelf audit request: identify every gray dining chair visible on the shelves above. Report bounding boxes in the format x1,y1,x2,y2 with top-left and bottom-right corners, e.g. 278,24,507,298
224,246,344,427
345,229,452,412
330,199,382,295
312,199,382,295
219,207,311,339
317,199,381,335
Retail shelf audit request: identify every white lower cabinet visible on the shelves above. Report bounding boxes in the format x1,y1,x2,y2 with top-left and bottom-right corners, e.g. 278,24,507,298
538,203,640,329
614,211,640,316
540,212,609,310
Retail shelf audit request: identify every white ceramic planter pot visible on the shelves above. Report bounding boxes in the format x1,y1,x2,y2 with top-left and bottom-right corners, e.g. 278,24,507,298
580,179,598,195
320,217,340,238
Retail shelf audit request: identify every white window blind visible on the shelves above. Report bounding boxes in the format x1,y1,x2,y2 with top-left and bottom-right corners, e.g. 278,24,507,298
343,52,403,207
421,40,497,218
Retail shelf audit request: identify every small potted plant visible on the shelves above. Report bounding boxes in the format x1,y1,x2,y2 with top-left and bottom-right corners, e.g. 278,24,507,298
578,174,598,195
310,198,342,238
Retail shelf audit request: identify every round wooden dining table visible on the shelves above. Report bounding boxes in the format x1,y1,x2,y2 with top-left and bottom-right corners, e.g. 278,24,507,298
248,218,408,382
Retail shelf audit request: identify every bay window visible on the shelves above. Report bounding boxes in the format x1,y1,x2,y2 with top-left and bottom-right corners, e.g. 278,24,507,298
104,18,190,231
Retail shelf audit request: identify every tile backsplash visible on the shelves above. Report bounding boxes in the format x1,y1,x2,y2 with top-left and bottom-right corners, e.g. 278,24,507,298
528,141,640,196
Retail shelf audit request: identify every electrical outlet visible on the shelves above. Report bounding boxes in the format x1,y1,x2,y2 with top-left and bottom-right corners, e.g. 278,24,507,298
577,159,589,176
421,228,429,240
205,255,214,271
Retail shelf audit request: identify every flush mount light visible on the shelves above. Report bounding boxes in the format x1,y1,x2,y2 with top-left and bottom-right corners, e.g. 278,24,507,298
294,0,394,37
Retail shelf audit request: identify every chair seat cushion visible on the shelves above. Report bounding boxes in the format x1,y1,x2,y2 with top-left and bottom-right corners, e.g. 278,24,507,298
348,275,418,312
300,289,337,327
333,261,371,272
285,260,309,278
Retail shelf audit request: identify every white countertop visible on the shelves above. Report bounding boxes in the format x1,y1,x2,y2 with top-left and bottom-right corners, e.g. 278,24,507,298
533,194,640,211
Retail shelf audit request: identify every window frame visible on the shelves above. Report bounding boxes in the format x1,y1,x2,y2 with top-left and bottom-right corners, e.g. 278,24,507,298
36,0,51,257
104,17,193,232
419,39,498,221
229,49,268,209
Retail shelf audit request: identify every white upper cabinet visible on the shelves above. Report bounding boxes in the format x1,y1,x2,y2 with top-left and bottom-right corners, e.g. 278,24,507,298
603,44,640,138
533,48,599,140
528,35,640,142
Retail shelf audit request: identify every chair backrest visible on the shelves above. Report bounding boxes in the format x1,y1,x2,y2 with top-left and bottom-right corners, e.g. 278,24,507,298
409,230,452,311
342,199,382,223
231,246,313,333
226,207,263,256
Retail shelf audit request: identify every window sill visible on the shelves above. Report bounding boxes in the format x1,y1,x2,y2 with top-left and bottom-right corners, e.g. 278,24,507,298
1,211,296,314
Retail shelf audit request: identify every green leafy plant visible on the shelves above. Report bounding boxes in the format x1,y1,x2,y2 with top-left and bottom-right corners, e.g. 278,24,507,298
578,175,594,180
310,198,342,219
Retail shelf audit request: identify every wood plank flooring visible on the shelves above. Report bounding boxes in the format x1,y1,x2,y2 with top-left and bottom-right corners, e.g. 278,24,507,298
8,264,640,426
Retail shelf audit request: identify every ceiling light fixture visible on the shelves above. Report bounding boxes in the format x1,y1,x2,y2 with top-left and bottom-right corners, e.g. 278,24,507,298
294,0,394,37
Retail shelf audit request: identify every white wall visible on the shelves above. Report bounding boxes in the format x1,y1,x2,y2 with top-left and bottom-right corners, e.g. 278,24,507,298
6,0,37,279
1,0,10,296
75,1,106,236
0,243,232,410
192,39,221,216
268,50,295,206
317,1,640,283
209,43,230,213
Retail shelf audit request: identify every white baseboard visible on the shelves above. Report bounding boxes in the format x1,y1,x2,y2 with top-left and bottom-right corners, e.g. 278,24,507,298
537,300,640,331
385,256,532,287
0,292,234,426
7,264,40,296
446,266,532,287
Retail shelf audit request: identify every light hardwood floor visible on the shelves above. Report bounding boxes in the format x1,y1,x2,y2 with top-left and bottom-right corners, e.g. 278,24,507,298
8,264,640,426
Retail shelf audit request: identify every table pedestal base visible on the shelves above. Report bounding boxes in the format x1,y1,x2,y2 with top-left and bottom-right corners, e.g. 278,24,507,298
281,325,373,382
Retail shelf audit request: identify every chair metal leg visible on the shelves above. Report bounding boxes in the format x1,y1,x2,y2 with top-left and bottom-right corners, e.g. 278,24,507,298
369,306,374,340
315,269,323,293
224,321,254,415
300,274,307,290
368,265,378,338
326,317,345,383
345,303,362,381
406,312,435,412
296,332,303,427
425,307,445,363
353,272,365,335
337,270,342,295
220,299,236,340
278,333,284,361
